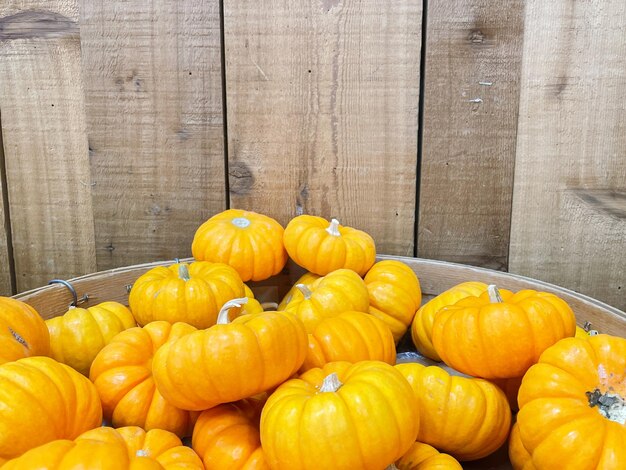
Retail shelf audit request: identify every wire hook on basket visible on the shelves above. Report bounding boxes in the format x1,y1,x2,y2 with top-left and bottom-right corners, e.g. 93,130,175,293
48,279,89,308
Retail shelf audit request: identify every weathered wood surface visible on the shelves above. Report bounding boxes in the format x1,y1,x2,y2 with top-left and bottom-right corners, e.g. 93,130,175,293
224,0,422,256
79,0,226,270
0,124,13,295
417,0,525,271
509,0,626,311
0,0,96,292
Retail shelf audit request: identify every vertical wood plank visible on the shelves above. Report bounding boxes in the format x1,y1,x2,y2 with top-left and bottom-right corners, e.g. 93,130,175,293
417,0,525,270
0,0,96,292
0,125,13,295
510,0,626,311
224,0,421,255
80,0,226,270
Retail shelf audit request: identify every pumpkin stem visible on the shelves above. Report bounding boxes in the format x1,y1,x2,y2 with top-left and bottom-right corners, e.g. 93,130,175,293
231,217,251,228
325,218,341,236
261,301,279,311
487,284,503,303
586,388,626,425
217,297,249,325
178,264,191,281
320,373,343,392
385,465,400,470
295,283,313,300
583,321,599,336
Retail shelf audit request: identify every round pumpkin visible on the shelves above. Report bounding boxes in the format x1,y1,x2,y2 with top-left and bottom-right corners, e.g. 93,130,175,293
277,272,320,311
90,321,198,437
128,261,245,329
517,334,626,469
152,303,308,411
0,356,102,463
432,285,576,378
46,301,136,376
364,260,422,342
411,281,488,361
395,442,463,470
395,362,511,461
300,310,396,372
260,361,419,470
0,296,50,365
282,268,370,332
509,423,536,470
192,209,287,282
283,215,376,276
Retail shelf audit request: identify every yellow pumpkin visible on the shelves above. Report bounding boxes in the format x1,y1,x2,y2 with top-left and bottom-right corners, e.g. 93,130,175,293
0,296,50,365
395,442,463,469
509,423,536,470
277,272,320,311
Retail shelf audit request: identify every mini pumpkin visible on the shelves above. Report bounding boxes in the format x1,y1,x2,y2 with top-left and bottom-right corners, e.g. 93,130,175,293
508,423,536,470
283,215,376,276
0,296,50,365
192,209,287,282
128,261,245,329
394,442,463,470
46,301,136,375
277,272,320,311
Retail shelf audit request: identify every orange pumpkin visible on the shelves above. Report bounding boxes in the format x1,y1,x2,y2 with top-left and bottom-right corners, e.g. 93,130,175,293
364,260,422,342
432,285,576,378
395,442,463,470
517,334,626,469
90,321,198,437
46,301,136,375
508,423,536,470
0,356,102,463
411,282,488,361
396,362,511,461
128,261,245,329
283,215,376,276
192,209,287,282
0,296,50,365
277,272,320,311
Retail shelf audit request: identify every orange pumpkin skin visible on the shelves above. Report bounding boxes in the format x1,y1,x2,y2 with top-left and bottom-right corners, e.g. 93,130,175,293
396,362,511,461
517,335,626,470
260,361,419,470
90,321,198,437
0,356,102,463
192,209,287,282
364,260,422,342
128,261,245,329
192,402,269,469
283,268,370,333
396,442,463,470
300,310,396,372
277,272,320,311
0,296,50,365
411,282,488,361
46,301,136,376
508,423,536,470
283,215,376,276
432,287,576,379
153,310,308,410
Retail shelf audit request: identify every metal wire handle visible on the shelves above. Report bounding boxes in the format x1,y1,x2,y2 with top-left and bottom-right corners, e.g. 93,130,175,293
48,279,89,308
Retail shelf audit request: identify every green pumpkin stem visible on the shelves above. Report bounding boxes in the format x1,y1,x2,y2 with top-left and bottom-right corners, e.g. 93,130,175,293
216,297,249,325
178,264,191,281
295,283,313,300
320,373,343,392
487,284,503,303
325,218,341,236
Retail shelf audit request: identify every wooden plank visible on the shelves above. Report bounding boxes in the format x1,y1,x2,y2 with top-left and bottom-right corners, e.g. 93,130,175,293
417,0,525,271
79,0,226,270
224,0,421,256
510,0,626,311
0,1,96,292
0,123,13,295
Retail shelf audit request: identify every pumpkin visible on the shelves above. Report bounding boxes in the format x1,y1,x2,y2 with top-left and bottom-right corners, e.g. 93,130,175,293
2,426,203,469
517,334,626,470
395,362,511,461
282,268,369,332
283,215,376,276
394,442,463,470
277,272,320,311
364,260,422,342
509,423,536,470
0,356,102,463
152,300,308,410
192,402,268,469
46,301,136,376
411,281,488,361
0,296,50,365
432,285,576,378
128,261,245,329
300,310,396,372
192,209,287,282
575,322,599,339
260,361,419,470
90,321,198,437
491,376,523,412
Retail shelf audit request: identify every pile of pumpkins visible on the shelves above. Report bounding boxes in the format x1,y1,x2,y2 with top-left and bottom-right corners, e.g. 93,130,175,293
0,209,624,469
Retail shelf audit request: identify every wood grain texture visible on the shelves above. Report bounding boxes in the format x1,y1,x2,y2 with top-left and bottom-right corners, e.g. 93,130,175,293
224,0,421,255
417,0,525,271
0,0,96,292
80,0,226,270
0,121,13,295
510,0,626,311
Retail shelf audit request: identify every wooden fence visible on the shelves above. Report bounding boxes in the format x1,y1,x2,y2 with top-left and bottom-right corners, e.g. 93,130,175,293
0,0,624,311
